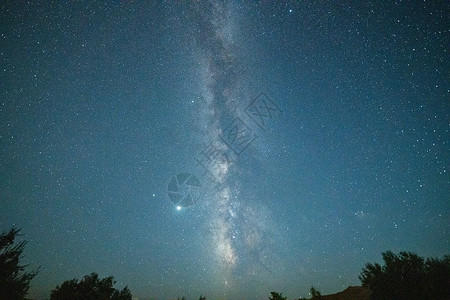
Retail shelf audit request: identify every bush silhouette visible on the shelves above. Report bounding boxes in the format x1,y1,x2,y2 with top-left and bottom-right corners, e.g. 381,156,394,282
310,286,321,299
0,227,39,300
50,272,131,300
359,251,450,300
269,291,287,300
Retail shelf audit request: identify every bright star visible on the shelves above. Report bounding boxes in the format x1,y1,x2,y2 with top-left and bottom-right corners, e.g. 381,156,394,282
176,206,182,211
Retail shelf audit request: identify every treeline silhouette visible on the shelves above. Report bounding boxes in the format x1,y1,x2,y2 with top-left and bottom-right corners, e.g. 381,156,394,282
359,251,450,300
1,227,449,300
49,272,131,300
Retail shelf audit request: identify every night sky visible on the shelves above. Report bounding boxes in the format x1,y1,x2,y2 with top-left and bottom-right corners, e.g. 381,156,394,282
1,1,449,300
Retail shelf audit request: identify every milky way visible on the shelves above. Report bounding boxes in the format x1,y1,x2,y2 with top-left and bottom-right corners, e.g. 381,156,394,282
189,0,278,290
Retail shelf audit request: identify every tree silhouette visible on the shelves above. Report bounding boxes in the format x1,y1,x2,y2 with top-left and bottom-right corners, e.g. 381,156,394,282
310,286,321,299
359,251,450,300
198,294,206,300
50,272,131,300
0,227,39,300
425,255,450,299
269,291,287,300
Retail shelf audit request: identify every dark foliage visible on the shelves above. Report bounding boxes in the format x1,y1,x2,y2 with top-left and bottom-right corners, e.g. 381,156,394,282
359,251,450,300
269,291,287,300
310,286,321,299
0,227,39,300
50,272,132,300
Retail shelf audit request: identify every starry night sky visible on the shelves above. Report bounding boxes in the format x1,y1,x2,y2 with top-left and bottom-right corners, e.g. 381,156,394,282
1,1,449,300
